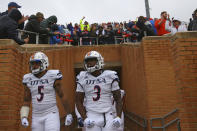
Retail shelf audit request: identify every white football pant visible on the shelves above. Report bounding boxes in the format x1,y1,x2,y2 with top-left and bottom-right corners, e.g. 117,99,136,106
31,111,60,131
84,111,123,131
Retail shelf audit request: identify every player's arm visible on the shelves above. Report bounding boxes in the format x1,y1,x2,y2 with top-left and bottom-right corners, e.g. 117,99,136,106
23,84,31,106
75,92,87,120
20,84,31,119
54,79,71,114
20,84,31,127
112,89,123,118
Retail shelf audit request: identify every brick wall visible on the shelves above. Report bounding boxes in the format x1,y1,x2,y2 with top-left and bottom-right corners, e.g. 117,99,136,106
0,40,24,131
171,32,197,131
142,37,179,131
121,44,148,116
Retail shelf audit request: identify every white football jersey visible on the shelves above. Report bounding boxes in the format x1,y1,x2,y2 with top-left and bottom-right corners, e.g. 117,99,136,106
22,70,62,116
76,70,120,113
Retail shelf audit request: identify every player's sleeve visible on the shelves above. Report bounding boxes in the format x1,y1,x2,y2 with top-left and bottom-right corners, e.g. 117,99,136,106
52,70,62,80
76,73,84,92
112,81,120,91
22,74,29,84
110,71,120,91
56,70,63,80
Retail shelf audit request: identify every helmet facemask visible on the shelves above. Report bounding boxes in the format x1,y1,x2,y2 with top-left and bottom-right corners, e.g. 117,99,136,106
30,60,44,74
29,52,49,75
84,51,104,73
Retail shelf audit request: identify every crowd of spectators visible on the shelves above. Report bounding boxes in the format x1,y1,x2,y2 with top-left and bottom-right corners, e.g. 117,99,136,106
0,2,196,45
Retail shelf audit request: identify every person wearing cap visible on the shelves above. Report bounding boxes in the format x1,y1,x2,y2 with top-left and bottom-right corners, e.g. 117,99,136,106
0,9,29,45
0,2,29,30
0,2,21,16
24,12,49,44
165,18,187,35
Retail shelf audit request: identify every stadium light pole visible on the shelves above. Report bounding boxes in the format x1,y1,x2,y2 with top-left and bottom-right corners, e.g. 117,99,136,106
145,0,150,18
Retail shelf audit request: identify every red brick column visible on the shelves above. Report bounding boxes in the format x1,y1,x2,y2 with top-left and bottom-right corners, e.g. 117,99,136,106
171,33,197,131
142,37,179,131
0,41,24,131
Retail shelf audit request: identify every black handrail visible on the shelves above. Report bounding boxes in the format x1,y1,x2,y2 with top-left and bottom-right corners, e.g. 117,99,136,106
124,111,147,131
150,108,181,131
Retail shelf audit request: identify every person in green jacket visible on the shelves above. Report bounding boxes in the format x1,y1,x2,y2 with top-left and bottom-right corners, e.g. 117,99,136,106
80,16,90,31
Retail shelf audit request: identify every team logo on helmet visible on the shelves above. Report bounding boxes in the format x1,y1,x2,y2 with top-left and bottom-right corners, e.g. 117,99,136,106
87,51,91,56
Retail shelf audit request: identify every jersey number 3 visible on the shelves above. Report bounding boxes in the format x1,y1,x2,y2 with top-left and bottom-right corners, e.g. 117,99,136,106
93,85,101,101
37,85,44,102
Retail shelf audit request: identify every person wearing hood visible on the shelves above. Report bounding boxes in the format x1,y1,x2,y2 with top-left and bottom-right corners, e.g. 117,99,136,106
0,9,29,45
24,12,49,44
39,15,59,44
135,16,155,41
0,2,29,30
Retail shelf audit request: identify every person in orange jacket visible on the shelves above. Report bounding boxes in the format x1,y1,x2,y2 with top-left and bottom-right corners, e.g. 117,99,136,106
155,11,170,36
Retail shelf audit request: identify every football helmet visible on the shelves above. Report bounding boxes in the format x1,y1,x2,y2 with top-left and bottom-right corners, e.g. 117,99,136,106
29,52,49,74
84,51,104,73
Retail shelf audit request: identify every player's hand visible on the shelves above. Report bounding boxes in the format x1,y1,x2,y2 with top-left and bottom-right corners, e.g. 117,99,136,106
21,117,29,127
112,117,121,128
78,117,84,127
65,114,73,126
84,118,95,128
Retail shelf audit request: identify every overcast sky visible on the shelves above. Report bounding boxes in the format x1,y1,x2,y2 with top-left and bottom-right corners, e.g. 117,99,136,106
0,0,196,25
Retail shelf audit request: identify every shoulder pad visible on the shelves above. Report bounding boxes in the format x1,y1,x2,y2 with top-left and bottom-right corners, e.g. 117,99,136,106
103,70,119,82
22,73,32,84
47,70,63,80
76,71,87,82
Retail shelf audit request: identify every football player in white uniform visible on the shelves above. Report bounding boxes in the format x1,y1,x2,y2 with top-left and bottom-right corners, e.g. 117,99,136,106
75,90,125,131
76,51,123,131
20,51,73,131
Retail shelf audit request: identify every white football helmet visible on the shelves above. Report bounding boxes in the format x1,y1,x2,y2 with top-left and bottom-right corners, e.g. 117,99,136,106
84,51,104,73
29,52,49,74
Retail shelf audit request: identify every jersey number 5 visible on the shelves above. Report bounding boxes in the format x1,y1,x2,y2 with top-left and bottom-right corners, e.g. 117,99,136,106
93,85,101,101
37,85,44,102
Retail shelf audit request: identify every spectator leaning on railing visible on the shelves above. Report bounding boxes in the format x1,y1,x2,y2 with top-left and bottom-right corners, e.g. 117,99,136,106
24,12,49,44
39,15,59,44
81,26,90,45
70,23,81,46
105,24,115,44
0,9,29,45
89,24,97,45
50,24,63,44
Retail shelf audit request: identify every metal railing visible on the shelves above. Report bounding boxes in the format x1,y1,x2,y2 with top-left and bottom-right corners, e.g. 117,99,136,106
124,111,147,131
150,109,181,131
17,29,39,44
79,36,99,46
17,29,135,45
